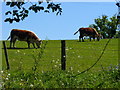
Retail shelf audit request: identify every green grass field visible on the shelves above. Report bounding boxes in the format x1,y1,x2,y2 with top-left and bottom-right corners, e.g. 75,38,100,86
2,39,118,73
1,39,119,88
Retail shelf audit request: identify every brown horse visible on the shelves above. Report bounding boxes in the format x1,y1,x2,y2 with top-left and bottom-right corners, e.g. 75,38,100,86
74,27,101,42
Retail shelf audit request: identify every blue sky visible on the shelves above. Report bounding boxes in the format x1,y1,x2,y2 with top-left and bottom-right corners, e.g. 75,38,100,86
1,2,118,40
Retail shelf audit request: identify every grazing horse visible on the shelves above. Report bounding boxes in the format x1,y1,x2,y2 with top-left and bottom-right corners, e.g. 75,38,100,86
7,29,42,48
74,27,101,42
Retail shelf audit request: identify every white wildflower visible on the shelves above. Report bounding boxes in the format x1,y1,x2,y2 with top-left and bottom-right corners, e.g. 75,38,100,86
42,71,44,73
17,50,20,53
52,60,55,62
66,48,69,51
54,65,57,68
78,70,80,73
56,61,58,64
20,83,23,86
6,78,9,80
62,83,64,86
63,55,66,58
1,71,3,73
70,67,73,71
20,61,22,64
78,56,80,58
30,84,33,87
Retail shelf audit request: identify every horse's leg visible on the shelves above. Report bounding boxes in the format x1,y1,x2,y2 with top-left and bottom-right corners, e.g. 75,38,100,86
27,41,30,48
10,36,14,48
97,37,100,41
79,35,81,42
12,39,17,48
10,39,12,48
32,43,36,48
90,37,91,41
93,36,95,41
82,37,84,42
81,36,84,42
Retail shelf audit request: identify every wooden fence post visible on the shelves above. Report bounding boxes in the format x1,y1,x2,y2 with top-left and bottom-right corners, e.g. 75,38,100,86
3,41,10,70
61,40,66,70
118,33,120,72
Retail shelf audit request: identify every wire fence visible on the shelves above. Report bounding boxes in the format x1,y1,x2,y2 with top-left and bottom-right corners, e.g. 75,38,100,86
2,39,119,74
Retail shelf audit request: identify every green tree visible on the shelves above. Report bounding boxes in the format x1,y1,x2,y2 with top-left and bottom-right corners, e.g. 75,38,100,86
93,15,118,38
106,16,118,38
4,0,62,23
94,15,108,38
114,30,120,38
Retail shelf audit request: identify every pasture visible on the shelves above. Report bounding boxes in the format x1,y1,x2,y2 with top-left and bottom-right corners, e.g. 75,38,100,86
1,39,120,88
2,39,118,72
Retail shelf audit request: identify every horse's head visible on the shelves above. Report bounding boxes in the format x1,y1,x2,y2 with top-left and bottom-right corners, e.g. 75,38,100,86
36,39,42,48
96,33,102,41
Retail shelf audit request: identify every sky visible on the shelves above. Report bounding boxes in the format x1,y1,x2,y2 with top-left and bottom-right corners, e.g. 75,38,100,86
1,1,118,40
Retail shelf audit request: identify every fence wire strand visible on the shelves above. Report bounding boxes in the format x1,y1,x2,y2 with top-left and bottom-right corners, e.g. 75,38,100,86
71,39,111,77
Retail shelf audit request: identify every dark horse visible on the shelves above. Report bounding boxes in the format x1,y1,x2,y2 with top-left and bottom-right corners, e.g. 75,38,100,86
74,27,101,42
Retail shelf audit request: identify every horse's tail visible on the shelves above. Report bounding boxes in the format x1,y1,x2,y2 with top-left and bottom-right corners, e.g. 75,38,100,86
7,36,10,40
74,30,79,35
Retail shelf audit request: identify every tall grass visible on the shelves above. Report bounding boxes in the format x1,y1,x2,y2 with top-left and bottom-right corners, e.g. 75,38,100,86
1,64,120,88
